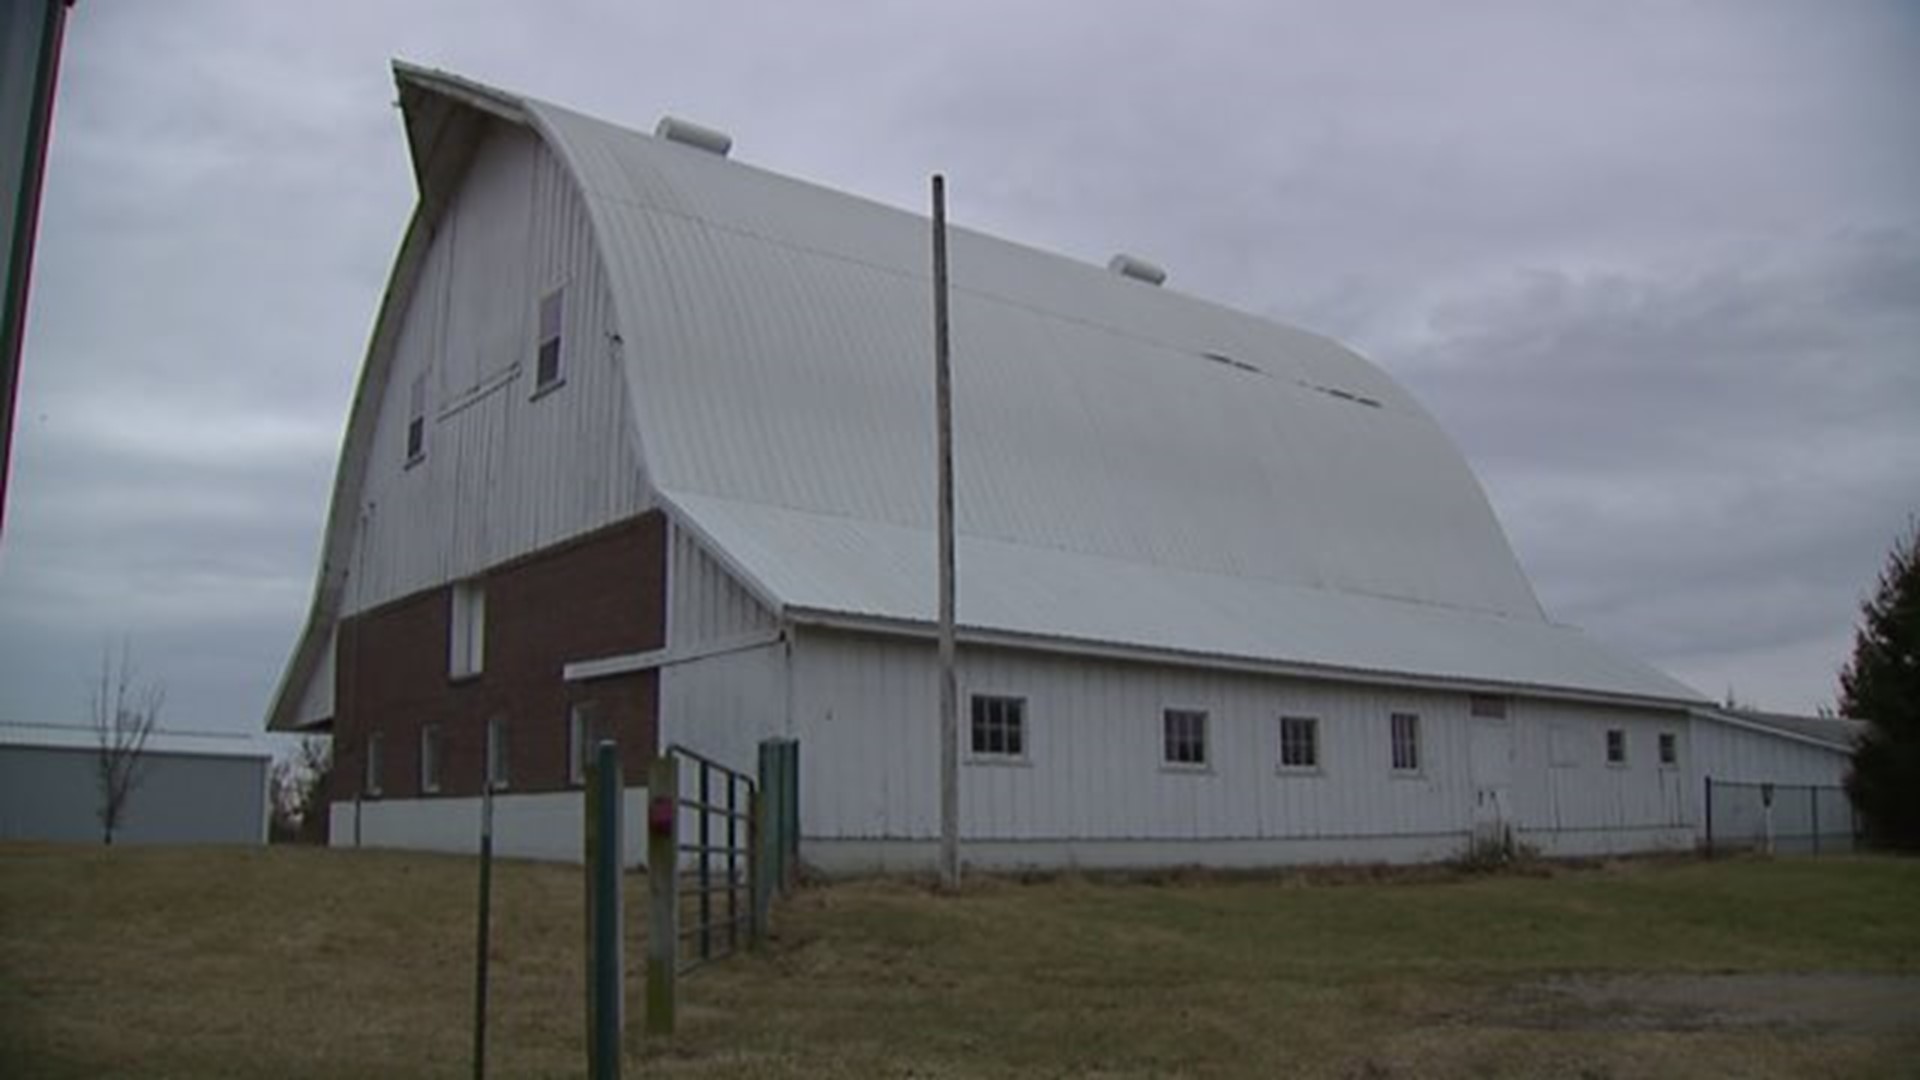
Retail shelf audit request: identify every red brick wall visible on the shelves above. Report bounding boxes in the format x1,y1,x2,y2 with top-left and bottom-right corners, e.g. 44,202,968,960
330,511,666,801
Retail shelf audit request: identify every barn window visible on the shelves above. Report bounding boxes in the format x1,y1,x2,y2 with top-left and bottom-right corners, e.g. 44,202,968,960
449,580,486,679
969,695,1026,758
488,715,510,790
364,732,384,796
420,724,443,794
1390,712,1421,772
1279,715,1320,770
405,373,427,464
1606,728,1627,765
1163,709,1208,767
534,287,565,392
567,701,601,786
1469,694,1507,719
1658,732,1677,767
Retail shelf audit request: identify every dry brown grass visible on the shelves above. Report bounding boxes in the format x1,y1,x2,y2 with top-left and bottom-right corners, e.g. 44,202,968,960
2,844,1915,1078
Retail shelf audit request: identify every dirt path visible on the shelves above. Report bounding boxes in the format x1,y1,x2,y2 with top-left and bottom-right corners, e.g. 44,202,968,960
1490,972,1920,1034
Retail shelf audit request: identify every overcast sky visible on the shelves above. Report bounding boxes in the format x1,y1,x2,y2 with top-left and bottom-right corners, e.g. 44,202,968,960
1,1,1914,745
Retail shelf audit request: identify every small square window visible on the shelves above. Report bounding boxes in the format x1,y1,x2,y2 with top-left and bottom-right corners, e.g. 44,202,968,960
534,288,564,391
1163,709,1208,767
1390,712,1421,772
970,695,1026,758
1658,732,1677,767
449,580,485,679
364,732,384,797
420,724,443,794
1606,728,1627,765
487,715,510,790
567,702,601,786
1469,694,1507,719
1279,715,1319,770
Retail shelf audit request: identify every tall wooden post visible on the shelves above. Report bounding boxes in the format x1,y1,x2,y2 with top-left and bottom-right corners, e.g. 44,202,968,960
646,755,678,1037
932,175,960,891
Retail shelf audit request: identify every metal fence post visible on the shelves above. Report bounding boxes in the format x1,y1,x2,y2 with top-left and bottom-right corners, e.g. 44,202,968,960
1810,784,1820,855
473,768,494,1080
646,755,678,1037
1703,775,1714,858
587,742,623,1080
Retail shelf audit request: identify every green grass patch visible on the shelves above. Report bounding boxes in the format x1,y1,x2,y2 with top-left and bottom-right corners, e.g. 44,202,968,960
2,845,1915,1077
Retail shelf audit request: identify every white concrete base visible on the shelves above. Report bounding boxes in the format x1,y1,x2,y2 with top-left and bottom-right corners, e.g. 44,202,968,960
1518,824,1695,859
801,832,1472,875
803,824,1702,876
329,788,653,867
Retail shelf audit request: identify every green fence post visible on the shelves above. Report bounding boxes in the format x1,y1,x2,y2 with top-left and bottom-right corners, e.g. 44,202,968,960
782,740,800,892
587,742,623,1080
646,755,678,1037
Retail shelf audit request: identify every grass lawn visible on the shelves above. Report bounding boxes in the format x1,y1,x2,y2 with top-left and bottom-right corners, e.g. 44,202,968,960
1,845,1915,1078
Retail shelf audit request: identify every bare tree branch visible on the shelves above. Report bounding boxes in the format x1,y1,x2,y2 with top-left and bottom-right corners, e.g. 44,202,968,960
90,643,164,846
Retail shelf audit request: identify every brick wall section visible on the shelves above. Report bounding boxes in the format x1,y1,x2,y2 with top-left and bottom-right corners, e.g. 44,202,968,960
330,511,667,802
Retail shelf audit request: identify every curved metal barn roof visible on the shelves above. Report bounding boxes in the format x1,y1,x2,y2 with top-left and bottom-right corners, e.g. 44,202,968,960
267,65,1702,730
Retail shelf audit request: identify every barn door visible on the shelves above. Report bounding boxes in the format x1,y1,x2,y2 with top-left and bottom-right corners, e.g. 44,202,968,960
1469,718,1514,854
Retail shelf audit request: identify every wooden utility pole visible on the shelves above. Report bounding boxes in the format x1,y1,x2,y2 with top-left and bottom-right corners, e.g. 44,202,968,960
931,175,959,891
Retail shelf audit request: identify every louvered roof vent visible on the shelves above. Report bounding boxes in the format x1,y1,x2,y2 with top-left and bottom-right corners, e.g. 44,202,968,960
1108,253,1167,286
655,116,732,157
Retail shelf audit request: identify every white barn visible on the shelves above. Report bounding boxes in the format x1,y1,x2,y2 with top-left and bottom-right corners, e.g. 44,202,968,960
270,63,1721,871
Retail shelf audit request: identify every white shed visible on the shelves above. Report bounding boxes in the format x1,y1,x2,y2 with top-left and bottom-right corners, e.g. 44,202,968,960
270,64,1711,871
1690,708,1862,853
0,723,270,846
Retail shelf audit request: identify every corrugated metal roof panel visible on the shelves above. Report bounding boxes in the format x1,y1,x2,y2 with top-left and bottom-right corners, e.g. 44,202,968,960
667,491,1700,704
528,93,1547,619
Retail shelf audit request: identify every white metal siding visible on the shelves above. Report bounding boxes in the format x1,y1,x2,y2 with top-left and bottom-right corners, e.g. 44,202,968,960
1689,716,1851,832
667,522,777,651
343,125,648,614
789,628,1689,855
1507,700,1691,849
659,642,788,774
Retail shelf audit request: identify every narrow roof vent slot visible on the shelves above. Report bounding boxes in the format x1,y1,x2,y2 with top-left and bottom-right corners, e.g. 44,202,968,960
1107,253,1167,286
655,116,732,157
1201,350,1262,375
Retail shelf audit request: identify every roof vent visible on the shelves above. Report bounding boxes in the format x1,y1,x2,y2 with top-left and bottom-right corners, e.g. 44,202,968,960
654,116,732,157
1107,253,1167,286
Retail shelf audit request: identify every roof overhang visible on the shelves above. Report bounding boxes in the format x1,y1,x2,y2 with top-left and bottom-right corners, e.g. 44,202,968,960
786,606,1703,714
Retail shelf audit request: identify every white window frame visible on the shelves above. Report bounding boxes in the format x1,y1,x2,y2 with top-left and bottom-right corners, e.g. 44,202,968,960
968,694,1027,761
567,701,600,787
1162,708,1209,769
364,731,383,797
449,580,486,679
1390,712,1421,774
420,724,442,794
487,715,510,791
1605,728,1627,767
1278,715,1320,772
533,286,565,394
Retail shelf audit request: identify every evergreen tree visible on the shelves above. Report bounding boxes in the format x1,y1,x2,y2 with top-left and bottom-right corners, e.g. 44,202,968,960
1841,519,1920,849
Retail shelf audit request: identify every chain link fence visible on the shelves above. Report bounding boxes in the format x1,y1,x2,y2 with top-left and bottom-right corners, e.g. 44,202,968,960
1704,778,1859,855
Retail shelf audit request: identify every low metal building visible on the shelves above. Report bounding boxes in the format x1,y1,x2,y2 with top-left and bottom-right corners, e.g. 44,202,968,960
0,722,270,846
1690,707,1862,853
